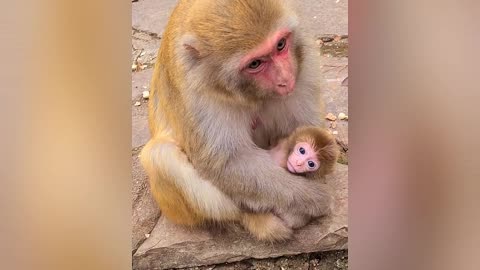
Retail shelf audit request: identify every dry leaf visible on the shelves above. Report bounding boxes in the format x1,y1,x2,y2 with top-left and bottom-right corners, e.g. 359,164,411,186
326,113,337,121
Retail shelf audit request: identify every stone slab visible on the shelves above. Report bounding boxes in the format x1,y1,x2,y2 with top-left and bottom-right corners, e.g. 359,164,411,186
132,153,161,251
133,164,348,270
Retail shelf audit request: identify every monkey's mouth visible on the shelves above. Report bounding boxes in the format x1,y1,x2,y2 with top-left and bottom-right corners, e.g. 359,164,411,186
287,161,297,173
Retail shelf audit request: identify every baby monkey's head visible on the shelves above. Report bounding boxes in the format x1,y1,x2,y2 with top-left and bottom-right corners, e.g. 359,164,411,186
286,126,339,178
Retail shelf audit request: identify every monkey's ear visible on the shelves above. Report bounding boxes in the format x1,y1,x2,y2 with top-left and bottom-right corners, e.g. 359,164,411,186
183,44,200,57
180,34,202,60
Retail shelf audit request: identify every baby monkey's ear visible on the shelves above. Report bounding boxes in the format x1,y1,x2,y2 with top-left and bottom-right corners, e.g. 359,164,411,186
320,142,340,163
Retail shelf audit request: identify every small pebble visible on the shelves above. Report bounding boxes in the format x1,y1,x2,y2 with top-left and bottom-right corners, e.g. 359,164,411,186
140,51,146,56
325,113,337,121
142,91,150,99
131,64,137,71
145,233,150,238
134,101,141,106
338,112,348,120
332,131,339,135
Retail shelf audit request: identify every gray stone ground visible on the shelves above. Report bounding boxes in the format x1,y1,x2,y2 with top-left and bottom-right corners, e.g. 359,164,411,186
132,0,348,269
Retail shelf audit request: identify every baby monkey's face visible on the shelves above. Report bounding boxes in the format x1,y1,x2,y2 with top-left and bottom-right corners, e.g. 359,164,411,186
286,142,319,174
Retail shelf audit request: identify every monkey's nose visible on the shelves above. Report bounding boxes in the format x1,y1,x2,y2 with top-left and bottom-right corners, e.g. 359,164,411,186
276,82,294,96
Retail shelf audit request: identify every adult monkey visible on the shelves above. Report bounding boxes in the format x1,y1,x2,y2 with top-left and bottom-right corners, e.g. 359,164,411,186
141,0,333,241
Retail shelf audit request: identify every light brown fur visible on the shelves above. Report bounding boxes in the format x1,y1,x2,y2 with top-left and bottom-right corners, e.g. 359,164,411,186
141,0,333,241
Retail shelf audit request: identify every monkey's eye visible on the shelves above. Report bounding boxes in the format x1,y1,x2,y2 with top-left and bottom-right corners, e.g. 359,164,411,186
298,147,306,155
308,161,316,168
277,38,286,51
248,60,262,69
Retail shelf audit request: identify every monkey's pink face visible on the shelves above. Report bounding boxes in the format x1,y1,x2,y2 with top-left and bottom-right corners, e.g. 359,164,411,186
287,142,320,174
240,30,296,96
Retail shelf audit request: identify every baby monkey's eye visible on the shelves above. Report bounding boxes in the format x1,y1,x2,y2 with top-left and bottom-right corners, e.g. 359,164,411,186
248,59,262,69
307,161,315,168
277,38,286,51
299,147,306,155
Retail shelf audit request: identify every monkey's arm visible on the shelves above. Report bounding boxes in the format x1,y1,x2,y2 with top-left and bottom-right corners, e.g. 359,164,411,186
205,147,332,217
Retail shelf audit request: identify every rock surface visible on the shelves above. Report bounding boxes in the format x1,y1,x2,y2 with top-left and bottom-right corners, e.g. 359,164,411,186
132,153,160,251
133,164,348,270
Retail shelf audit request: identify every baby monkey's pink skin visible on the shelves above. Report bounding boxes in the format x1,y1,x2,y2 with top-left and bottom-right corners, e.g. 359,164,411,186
269,141,320,174
286,142,320,174
268,126,338,178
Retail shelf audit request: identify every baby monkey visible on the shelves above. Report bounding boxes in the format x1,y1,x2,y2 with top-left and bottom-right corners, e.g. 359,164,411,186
270,126,339,179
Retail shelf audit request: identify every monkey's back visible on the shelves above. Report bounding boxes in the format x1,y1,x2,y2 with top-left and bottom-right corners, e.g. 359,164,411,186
148,0,194,140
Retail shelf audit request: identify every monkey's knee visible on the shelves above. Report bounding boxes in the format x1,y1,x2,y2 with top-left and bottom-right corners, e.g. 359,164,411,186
241,213,292,241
